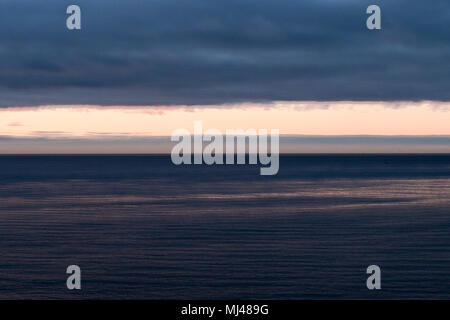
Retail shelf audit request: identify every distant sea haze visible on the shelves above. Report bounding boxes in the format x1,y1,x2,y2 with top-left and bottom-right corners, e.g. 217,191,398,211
1,135,450,154
0,155,449,299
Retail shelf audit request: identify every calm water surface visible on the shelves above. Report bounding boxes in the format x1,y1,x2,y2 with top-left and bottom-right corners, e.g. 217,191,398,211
0,155,449,299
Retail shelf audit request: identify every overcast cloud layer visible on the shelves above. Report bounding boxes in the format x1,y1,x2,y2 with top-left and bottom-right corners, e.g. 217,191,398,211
0,0,449,106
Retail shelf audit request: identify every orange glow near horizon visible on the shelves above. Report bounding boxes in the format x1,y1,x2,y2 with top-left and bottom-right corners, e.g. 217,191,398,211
1,101,450,138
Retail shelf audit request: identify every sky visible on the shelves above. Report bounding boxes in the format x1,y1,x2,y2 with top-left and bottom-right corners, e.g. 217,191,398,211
0,0,449,153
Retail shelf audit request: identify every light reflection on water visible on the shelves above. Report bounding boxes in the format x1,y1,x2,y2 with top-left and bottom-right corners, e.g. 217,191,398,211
0,155,449,299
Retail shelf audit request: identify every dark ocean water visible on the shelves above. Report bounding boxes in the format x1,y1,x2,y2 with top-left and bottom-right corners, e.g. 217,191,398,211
0,155,449,299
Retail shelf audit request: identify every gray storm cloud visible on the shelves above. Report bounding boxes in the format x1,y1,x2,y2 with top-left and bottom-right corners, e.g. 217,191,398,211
0,0,449,106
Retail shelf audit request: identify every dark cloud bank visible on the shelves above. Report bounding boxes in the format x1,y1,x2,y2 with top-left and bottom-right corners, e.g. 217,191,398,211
0,0,449,106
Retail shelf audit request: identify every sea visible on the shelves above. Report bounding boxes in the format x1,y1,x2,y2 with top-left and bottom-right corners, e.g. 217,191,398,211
0,155,449,299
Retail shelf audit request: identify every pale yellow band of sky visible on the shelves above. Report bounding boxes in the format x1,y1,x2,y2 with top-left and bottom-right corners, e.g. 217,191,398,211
1,101,449,138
